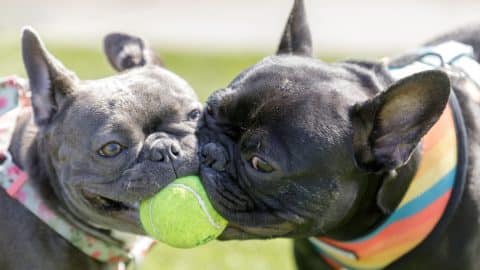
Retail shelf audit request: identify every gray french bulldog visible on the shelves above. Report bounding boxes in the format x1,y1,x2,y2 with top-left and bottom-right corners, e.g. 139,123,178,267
0,28,201,269
199,0,480,269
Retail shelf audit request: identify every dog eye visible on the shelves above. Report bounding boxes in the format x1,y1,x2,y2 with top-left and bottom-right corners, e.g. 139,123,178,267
250,156,274,173
188,109,201,121
98,142,124,158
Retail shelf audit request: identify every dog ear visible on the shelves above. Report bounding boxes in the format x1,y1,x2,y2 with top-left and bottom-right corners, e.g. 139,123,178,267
22,27,78,127
103,32,163,72
351,70,451,172
276,0,313,57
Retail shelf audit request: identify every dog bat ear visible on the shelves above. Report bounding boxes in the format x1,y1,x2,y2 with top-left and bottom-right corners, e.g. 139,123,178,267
276,0,313,57
103,32,163,72
351,70,451,172
22,27,78,127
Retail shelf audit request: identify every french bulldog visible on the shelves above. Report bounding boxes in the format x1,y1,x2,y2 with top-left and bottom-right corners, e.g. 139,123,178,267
199,0,480,269
0,28,201,270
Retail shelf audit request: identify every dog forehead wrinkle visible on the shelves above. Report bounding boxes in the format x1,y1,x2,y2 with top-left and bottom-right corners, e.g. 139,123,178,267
232,57,367,100
124,65,196,97
76,81,137,111
231,56,312,87
76,77,191,127
82,65,196,103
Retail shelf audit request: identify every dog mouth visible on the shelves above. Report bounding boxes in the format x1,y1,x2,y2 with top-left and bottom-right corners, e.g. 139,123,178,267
199,150,298,240
219,222,295,240
199,117,305,240
81,189,138,212
219,224,268,240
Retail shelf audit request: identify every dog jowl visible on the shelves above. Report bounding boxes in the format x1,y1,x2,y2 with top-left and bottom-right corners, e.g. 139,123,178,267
199,0,480,269
0,29,201,269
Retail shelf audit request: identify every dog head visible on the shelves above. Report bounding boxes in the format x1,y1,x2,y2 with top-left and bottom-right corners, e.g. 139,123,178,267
21,28,201,234
199,0,451,240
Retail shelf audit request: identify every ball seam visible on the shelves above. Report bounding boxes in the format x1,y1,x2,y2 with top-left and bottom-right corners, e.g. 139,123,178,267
170,183,223,229
148,197,161,237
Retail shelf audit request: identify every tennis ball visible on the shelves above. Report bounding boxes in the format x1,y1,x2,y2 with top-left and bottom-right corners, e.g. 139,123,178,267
139,176,228,248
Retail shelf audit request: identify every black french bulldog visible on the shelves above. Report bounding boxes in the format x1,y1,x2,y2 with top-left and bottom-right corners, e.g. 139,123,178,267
199,1,480,269
0,28,201,269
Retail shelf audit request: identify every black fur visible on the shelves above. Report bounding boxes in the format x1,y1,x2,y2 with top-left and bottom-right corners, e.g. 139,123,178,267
199,1,480,269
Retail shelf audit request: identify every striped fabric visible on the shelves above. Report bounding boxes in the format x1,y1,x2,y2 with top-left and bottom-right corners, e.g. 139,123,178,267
309,105,457,270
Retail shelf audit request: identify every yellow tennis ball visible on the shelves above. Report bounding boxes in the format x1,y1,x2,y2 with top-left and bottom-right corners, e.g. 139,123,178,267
139,176,228,248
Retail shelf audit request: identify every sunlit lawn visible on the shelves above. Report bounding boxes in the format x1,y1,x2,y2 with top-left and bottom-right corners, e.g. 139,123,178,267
0,41,267,101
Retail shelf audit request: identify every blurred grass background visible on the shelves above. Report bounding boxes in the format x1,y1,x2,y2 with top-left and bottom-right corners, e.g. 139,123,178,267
0,41,268,101
0,41,316,270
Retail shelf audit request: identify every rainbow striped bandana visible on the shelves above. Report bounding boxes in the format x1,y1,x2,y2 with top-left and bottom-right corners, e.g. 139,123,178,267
309,41,471,270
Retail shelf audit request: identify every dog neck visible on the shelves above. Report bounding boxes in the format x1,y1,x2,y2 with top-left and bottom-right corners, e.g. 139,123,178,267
325,152,420,240
311,99,463,269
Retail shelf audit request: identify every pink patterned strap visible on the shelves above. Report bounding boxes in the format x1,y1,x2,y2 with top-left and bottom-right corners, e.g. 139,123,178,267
5,164,28,196
0,76,28,151
0,151,132,267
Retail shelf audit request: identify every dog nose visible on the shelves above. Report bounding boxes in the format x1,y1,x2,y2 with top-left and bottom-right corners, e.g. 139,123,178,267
201,143,228,171
149,139,182,162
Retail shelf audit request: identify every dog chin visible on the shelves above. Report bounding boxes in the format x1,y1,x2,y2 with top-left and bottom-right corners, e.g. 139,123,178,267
219,223,294,240
64,187,144,234
83,203,144,235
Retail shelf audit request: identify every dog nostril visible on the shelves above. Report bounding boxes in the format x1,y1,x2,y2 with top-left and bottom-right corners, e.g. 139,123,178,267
150,149,164,162
170,144,181,158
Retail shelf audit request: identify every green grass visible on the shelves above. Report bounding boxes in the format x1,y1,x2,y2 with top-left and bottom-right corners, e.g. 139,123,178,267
0,41,300,270
0,41,267,102
141,240,296,270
